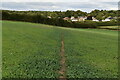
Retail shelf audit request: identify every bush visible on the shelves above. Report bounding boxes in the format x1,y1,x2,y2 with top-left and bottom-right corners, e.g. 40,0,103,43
73,21,98,28
96,21,118,26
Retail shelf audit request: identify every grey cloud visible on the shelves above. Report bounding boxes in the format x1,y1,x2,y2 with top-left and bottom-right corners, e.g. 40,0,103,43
1,2,118,12
2,2,29,10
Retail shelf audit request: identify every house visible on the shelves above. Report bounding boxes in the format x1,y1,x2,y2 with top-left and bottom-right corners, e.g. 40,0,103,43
92,17,99,22
47,16,52,18
113,17,117,21
70,16,78,22
78,16,87,21
113,17,117,19
71,19,78,22
102,17,113,22
86,16,93,20
70,16,87,22
63,16,99,22
86,16,99,21
63,17,70,20
102,18,110,22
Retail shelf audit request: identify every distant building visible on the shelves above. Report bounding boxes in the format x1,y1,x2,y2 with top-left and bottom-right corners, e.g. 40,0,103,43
71,16,75,20
71,19,78,22
102,19,110,22
102,17,113,22
63,17,70,20
86,16,93,20
78,16,87,21
92,17,99,22
113,17,117,19
71,16,78,22
63,16,99,22
86,16,99,21
70,16,87,22
47,16,52,18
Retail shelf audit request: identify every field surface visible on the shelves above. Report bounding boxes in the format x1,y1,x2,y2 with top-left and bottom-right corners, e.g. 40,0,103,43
2,21,118,79
99,26,119,30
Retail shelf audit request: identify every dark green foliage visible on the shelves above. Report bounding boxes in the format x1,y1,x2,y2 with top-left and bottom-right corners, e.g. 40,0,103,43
90,9,118,21
86,16,92,20
73,21,97,28
96,21,118,26
2,11,10,20
2,10,98,28
1,10,118,28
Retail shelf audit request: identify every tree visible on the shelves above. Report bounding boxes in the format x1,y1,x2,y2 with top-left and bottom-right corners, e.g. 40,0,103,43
96,13,104,21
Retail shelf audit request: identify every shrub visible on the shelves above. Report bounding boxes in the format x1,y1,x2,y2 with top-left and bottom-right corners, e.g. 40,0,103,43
73,21,98,28
96,21,118,26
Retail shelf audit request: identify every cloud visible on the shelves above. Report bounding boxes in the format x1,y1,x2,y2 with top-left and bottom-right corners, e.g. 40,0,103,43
1,2,118,12
2,0,119,2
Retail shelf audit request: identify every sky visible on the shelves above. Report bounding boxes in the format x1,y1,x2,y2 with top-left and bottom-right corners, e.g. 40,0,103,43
1,0,119,12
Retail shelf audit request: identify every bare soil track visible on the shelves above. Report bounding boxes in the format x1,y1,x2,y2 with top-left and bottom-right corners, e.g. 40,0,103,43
59,33,67,80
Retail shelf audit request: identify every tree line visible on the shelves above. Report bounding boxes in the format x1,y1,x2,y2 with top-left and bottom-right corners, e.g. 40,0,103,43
1,10,119,28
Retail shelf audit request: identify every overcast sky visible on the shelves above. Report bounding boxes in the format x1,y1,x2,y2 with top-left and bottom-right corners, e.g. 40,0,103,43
1,0,119,12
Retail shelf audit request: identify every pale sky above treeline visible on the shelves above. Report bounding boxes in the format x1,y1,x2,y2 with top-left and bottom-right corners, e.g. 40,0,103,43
1,0,119,12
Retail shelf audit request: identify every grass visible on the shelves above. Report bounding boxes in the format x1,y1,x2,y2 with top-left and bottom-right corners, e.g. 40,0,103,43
0,20,2,79
2,20,118,78
62,28,118,78
99,26,119,30
2,21,61,78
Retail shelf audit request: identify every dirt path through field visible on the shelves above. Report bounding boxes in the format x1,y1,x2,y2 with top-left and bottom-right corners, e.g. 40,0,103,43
59,33,67,80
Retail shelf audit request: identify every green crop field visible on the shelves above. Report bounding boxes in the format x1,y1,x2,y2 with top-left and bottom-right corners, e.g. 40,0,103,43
2,21,118,79
2,21,61,78
99,26,119,30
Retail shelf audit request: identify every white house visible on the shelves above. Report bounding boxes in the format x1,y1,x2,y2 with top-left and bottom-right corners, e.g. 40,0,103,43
93,19,99,22
102,17,113,22
71,16,78,22
47,16,51,18
71,19,78,22
92,17,99,22
102,18,111,22
63,17,70,20
78,16,87,21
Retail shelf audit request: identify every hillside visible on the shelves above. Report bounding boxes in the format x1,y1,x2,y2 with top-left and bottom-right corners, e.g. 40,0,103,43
2,21,118,79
